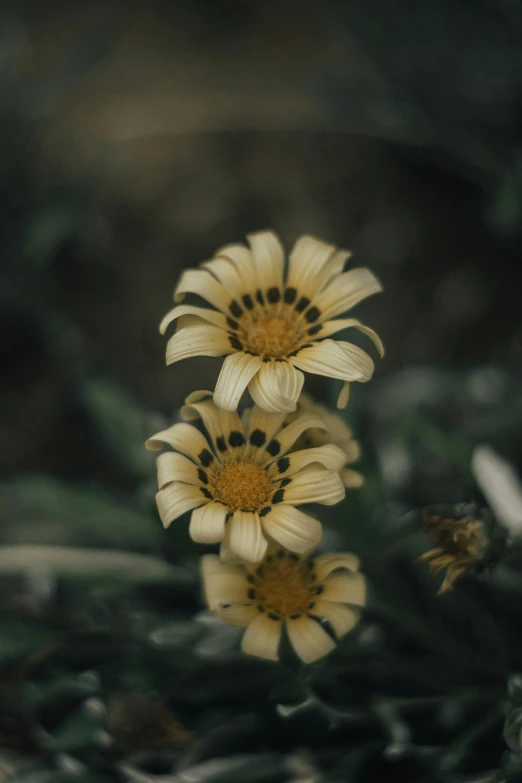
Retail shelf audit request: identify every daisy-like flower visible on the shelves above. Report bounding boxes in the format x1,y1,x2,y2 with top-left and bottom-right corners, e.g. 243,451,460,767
202,549,365,663
145,391,346,563
161,231,383,413
287,392,364,488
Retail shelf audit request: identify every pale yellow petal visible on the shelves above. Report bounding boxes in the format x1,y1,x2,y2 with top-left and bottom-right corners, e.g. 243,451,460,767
189,501,228,544
216,243,259,291
280,469,345,506
314,268,383,321
155,483,207,528
261,505,322,554
174,268,231,312
341,468,364,488
318,249,352,289
159,305,228,335
166,325,233,365
314,552,360,580
202,256,245,299
248,230,285,290
242,408,287,460
217,604,258,627
201,554,247,609
241,613,282,661
229,510,268,563
342,440,361,463
321,573,366,606
290,340,374,383
337,382,350,409
248,361,304,414
287,235,336,295
145,422,214,466
286,615,336,664
261,413,326,463
318,318,384,356
275,444,347,476
180,395,243,454
156,452,204,490
312,600,360,638
213,352,263,412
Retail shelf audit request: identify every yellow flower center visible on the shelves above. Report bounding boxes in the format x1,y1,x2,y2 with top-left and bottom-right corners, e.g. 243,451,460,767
214,460,271,511
246,317,301,358
249,552,318,619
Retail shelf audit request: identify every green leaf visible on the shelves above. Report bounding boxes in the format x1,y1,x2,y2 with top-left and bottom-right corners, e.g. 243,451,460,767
79,377,156,480
46,700,106,753
0,545,193,586
1,476,161,551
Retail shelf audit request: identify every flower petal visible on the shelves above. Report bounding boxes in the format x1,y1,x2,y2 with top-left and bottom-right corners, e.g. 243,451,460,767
217,242,259,292
280,469,345,506
202,256,245,299
242,408,287,460
260,413,327,463
287,235,336,296
166,325,234,365
337,382,350,409
275,444,347,476
174,268,231,312
290,340,374,383
312,600,360,638
322,573,366,606
146,422,214,466
261,505,322,554
229,510,268,562
201,554,247,609
314,552,360,580
286,615,336,663
181,393,243,455
248,230,285,291
241,613,282,661
248,361,304,414
189,501,228,544
217,604,258,627
213,352,263,412
318,318,384,356
155,483,208,528
159,304,228,335
319,249,352,289
314,268,383,321
341,468,364,488
157,452,204,489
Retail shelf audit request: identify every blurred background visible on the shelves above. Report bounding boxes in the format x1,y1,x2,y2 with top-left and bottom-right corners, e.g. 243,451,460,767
1,1,522,781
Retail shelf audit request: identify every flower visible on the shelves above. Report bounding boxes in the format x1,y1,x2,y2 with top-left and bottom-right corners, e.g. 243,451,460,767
201,549,366,663
146,391,347,562
287,392,364,488
416,514,488,594
161,231,383,413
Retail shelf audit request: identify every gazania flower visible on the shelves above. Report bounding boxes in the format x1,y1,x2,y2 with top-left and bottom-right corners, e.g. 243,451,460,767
287,392,364,488
145,392,346,562
202,549,365,663
416,514,488,594
161,231,383,413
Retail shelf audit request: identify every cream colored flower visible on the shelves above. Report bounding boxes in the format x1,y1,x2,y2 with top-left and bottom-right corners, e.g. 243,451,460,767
202,549,365,663
145,392,347,563
161,231,383,413
288,392,364,488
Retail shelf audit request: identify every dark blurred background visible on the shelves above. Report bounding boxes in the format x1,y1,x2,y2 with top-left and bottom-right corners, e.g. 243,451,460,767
2,2,522,781
3,0,522,482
